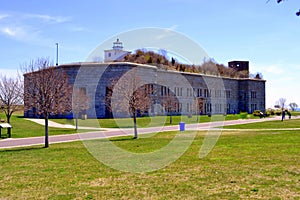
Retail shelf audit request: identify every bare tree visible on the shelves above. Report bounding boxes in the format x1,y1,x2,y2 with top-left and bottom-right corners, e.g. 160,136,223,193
0,75,23,123
106,69,152,139
161,91,178,124
289,102,298,111
23,58,72,148
72,87,90,130
278,98,286,110
0,75,23,137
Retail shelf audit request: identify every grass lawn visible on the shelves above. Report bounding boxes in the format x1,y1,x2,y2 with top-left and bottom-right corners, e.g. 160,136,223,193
0,130,299,199
51,113,262,129
0,113,79,139
291,111,300,116
223,118,300,129
0,110,298,140
0,112,257,139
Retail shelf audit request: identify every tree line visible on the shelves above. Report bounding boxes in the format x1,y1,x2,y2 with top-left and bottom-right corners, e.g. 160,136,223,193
122,49,262,79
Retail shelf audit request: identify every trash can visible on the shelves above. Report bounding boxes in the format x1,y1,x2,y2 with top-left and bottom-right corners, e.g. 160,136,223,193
179,122,185,131
81,114,87,120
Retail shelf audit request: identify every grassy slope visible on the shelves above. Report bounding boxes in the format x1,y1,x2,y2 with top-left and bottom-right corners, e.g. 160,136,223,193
0,130,299,199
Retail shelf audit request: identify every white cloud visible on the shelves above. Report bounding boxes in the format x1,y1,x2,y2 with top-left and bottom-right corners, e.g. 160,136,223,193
1,27,16,36
0,12,73,45
26,14,71,24
0,26,25,38
0,14,9,21
251,62,300,108
68,26,89,32
263,65,284,75
0,25,53,46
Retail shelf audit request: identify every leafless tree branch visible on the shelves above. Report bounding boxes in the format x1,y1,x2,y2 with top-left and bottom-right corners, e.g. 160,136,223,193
0,75,23,124
22,58,72,147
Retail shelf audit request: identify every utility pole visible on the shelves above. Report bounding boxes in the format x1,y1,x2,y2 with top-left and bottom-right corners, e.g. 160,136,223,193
56,43,59,66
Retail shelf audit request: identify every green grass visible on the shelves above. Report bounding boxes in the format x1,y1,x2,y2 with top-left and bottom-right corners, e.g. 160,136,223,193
51,113,261,129
0,130,299,199
0,113,79,139
52,115,208,128
0,110,295,140
223,118,300,129
291,111,300,116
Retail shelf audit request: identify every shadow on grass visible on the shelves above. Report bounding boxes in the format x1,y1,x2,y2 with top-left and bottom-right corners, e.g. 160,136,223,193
0,145,45,152
109,136,136,142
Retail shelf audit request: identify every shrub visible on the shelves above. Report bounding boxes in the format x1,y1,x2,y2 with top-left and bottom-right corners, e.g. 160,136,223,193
253,110,261,116
239,112,248,119
264,111,270,117
275,109,282,116
266,108,275,115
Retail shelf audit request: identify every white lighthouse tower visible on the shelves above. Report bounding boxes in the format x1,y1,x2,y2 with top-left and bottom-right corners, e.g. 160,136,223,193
104,38,131,62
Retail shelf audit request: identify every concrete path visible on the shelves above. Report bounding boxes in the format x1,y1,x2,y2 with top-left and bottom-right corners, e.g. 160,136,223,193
25,118,104,130
0,116,298,149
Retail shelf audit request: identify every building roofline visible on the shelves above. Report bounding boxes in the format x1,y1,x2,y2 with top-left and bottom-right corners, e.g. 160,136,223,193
104,49,131,53
25,61,266,82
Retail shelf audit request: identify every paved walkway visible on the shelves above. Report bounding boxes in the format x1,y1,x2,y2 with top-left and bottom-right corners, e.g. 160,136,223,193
0,116,298,149
25,118,104,130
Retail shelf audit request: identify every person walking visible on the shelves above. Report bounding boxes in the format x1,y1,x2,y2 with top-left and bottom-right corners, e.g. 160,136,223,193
287,110,291,119
281,110,286,121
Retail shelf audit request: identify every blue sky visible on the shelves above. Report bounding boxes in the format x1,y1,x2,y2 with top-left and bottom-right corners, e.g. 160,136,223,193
0,0,299,108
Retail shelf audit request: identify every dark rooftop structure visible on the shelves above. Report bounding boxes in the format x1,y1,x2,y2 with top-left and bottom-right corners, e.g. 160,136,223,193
228,61,249,72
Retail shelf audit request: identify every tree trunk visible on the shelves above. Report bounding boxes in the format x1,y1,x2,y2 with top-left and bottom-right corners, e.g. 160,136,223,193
7,113,11,138
133,112,138,139
75,113,78,130
45,116,49,148
6,114,11,124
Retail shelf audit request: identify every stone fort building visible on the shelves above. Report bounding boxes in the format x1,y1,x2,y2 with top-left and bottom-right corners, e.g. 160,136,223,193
24,40,266,118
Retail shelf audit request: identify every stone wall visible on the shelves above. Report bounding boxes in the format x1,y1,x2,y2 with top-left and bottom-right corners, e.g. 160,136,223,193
24,62,266,118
